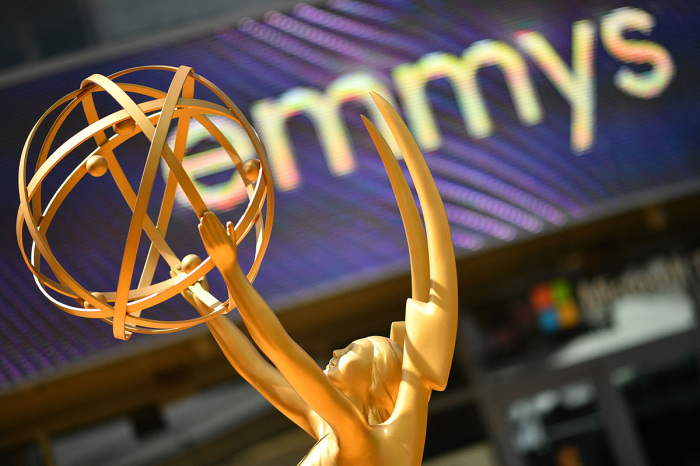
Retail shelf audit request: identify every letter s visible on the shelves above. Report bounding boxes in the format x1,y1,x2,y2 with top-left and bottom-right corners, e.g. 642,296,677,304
601,7,675,98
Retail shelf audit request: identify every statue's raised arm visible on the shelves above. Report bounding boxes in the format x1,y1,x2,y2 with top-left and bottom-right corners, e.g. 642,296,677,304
198,213,369,448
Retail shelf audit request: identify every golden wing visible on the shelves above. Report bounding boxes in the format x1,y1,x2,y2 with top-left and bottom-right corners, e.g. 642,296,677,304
363,92,458,391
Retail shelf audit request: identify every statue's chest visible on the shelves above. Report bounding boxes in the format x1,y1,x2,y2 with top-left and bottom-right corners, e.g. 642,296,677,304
298,432,385,466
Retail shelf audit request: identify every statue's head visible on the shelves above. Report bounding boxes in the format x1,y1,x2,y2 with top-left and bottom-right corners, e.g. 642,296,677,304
325,336,403,424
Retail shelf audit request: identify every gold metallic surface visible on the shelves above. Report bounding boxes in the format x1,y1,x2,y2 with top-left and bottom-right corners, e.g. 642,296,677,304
17,65,274,340
243,158,261,182
85,154,108,177
191,92,457,465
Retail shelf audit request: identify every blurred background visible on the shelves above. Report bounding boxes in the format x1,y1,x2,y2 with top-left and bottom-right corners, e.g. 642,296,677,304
2,0,700,464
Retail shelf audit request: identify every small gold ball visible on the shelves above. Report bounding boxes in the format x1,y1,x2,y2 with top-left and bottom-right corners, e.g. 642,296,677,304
113,118,135,136
86,155,108,177
182,254,203,274
243,159,261,182
83,292,108,309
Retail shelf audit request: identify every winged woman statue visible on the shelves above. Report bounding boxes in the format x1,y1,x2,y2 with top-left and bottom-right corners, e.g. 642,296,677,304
188,92,457,465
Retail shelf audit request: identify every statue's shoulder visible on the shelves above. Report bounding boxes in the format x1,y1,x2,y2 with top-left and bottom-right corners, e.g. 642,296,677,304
403,298,456,391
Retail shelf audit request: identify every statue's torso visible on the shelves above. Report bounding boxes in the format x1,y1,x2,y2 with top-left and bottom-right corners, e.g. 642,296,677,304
298,420,423,466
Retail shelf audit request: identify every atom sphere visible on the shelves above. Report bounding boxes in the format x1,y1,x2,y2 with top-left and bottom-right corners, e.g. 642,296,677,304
86,154,109,177
17,65,275,340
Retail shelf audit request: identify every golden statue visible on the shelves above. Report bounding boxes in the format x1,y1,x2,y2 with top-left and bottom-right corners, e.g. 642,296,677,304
18,65,457,464
188,93,457,465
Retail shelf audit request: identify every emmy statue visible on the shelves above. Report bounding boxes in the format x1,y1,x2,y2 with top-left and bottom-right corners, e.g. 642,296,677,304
18,66,457,465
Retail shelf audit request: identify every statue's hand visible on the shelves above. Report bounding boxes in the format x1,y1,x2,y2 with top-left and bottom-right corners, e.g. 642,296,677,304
199,211,238,272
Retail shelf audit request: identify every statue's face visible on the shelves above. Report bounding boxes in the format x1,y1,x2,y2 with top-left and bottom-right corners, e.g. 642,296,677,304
324,338,374,391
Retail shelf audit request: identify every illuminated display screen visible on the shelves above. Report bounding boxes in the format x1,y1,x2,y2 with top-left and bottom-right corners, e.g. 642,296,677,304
2,0,700,387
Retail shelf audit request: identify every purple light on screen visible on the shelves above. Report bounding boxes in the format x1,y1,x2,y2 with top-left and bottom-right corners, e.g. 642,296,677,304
366,158,517,241
328,0,395,22
240,18,352,73
265,11,385,64
5,287,78,361
0,353,22,387
443,204,517,241
239,18,329,67
363,160,515,240
429,158,567,225
438,179,544,232
442,137,584,215
405,91,584,215
215,29,335,88
450,230,484,250
490,121,608,206
476,134,593,209
324,1,439,56
295,3,406,50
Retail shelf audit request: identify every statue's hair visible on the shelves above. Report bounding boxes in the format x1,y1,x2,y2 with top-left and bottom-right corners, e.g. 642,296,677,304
366,336,403,424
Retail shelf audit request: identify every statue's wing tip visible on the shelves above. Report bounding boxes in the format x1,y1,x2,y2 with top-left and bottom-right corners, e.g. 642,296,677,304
369,91,390,111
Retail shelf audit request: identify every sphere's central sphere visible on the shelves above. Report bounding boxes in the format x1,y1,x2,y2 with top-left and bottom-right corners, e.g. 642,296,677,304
17,65,274,340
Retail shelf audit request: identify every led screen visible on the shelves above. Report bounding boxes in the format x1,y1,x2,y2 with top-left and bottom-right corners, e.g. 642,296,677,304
2,0,700,388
